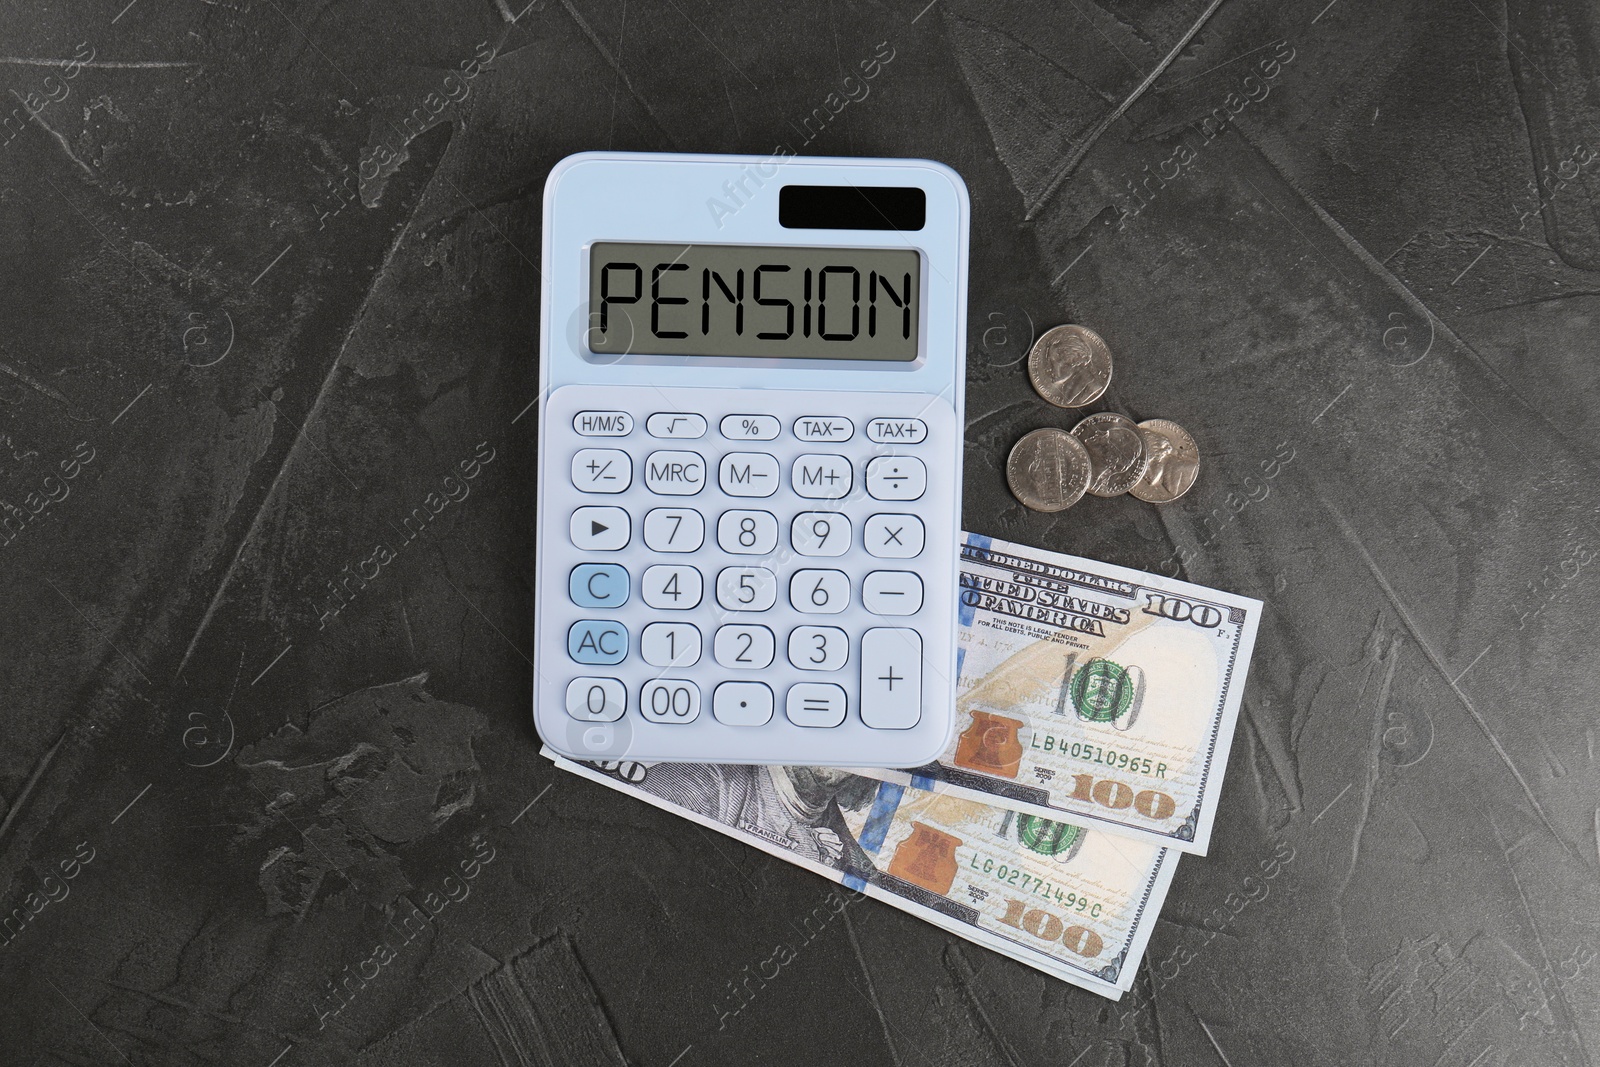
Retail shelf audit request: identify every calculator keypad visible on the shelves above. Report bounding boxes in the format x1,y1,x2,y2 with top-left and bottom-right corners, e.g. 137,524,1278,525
539,384,957,765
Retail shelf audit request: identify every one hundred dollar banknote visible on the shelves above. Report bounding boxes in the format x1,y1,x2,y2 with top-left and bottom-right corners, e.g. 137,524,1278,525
544,748,1177,998
859,533,1262,855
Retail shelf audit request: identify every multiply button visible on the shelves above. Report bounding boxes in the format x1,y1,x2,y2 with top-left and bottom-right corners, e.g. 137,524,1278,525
568,620,628,665
864,514,924,558
572,449,631,493
719,453,779,497
570,506,629,551
794,416,854,442
569,563,629,608
721,414,780,440
865,456,925,500
866,418,927,444
647,412,707,439
644,450,705,495
792,454,852,499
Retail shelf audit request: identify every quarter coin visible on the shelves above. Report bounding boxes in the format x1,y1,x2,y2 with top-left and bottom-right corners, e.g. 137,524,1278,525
1071,412,1149,497
1129,419,1200,503
1027,325,1114,409
1006,428,1093,512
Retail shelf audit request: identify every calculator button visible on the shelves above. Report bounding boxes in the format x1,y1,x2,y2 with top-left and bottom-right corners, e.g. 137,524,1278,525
792,454,853,499
864,571,923,615
570,507,630,551
569,563,629,608
790,569,849,614
640,679,700,724
641,565,703,609
717,510,778,554
573,411,633,436
716,567,778,611
865,457,925,500
860,628,921,729
791,512,851,556
643,508,705,552
714,682,774,726
714,625,775,669
719,453,780,497
568,620,628,665
866,418,928,444
571,449,631,493
720,414,780,440
793,416,854,442
863,513,925,558
788,626,849,671
644,450,707,495
565,677,625,722
786,683,848,728
647,412,707,439
640,622,701,668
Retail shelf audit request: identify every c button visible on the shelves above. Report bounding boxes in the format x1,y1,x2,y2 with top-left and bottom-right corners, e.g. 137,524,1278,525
570,563,629,608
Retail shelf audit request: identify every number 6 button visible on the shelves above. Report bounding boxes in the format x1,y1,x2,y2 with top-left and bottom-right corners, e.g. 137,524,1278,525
790,569,849,614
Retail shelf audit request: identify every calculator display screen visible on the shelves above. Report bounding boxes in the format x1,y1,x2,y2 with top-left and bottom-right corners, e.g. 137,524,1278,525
588,242,919,361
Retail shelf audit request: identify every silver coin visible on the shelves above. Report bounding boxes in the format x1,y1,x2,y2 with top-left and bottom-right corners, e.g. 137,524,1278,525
1071,412,1149,497
1027,325,1114,409
1006,428,1093,512
1129,419,1200,503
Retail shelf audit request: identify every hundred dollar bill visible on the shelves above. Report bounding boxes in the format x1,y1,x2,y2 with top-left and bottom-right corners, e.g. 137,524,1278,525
544,747,1177,998
860,532,1261,855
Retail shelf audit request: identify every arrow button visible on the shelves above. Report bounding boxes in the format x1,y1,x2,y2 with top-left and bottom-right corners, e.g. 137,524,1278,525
571,506,630,551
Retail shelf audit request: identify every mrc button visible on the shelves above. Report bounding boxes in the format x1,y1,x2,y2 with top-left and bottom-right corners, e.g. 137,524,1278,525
644,450,706,495
866,418,927,444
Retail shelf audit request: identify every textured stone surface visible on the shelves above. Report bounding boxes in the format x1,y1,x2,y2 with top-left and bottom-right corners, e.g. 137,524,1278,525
2,1,1598,1064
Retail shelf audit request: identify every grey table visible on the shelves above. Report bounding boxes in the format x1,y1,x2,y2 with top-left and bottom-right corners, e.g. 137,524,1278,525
3,2,1596,1064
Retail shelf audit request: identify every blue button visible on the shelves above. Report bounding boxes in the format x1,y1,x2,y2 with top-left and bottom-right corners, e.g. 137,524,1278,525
568,620,628,664
570,563,629,608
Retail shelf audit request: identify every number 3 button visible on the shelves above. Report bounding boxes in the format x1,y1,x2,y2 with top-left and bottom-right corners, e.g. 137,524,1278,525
788,626,849,671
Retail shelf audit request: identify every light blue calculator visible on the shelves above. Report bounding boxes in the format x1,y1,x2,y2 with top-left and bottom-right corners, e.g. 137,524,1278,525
535,152,969,766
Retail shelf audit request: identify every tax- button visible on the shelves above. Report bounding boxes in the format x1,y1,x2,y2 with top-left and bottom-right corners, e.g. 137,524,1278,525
572,449,631,493
568,620,628,665
794,416,854,442
792,454,852,499
644,450,706,495
569,563,628,608
866,456,926,500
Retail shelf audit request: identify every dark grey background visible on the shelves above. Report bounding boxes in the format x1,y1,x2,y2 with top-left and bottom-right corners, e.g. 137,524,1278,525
2,0,1596,1064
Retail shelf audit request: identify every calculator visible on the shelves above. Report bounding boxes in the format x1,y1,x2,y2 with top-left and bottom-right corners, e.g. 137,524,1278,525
535,151,969,767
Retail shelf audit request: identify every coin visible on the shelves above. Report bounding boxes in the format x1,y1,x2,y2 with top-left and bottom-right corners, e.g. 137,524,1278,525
1129,419,1200,503
1071,412,1149,497
1027,325,1114,409
1006,428,1092,512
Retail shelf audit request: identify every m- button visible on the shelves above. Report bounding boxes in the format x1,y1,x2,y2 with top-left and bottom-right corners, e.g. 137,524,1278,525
645,450,706,495
794,416,854,442
719,453,780,497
